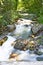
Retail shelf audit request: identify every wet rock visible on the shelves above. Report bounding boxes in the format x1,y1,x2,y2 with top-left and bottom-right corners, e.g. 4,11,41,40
14,40,25,50
14,42,25,50
7,24,16,32
14,38,39,51
37,57,43,61
14,39,29,50
34,50,43,55
9,53,18,59
25,41,34,50
13,34,41,51
31,30,43,46
35,35,43,46
25,41,39,51
32,24,43,34
0,36,8,46
0,26,7,35
17,19,33,25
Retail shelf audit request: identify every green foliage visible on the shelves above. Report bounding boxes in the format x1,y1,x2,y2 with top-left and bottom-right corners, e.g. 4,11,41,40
38,15,43,24
21,0,43,24
11,11,21,23
0,0,19,26
0,0,43,28
17,0,24,11
0,17,8,27
37,4,43,23
21,0,42,15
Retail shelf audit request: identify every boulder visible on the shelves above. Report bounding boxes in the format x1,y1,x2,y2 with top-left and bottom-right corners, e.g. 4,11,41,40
7,24,16,32
14,43,25,50
25,41,34,50
32,24,43,34
37,57,43,61
14,39,25,50
14,39,29,50
25,40,39,51
34,50,43,55
0,36,8,46
34,33,43,46
9,53,18,59
0,26,7,35
13,37,40,51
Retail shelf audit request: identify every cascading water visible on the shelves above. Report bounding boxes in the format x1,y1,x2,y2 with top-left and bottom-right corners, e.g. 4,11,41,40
0,22,32,61
11,24,32,39
0,19,43,61
14,50,38,61
0,36,16,61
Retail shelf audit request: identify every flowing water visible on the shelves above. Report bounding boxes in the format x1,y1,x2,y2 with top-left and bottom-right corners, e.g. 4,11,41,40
0,36,16,61
10,24,32,39
0,20,43,62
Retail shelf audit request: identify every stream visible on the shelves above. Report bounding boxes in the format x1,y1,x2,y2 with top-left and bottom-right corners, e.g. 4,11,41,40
0,19,43,62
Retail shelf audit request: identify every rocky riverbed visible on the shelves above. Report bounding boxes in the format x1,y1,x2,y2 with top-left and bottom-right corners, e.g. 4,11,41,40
0,18,43,65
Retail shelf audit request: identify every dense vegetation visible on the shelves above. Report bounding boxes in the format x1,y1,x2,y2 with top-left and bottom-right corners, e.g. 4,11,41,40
0,0,43,29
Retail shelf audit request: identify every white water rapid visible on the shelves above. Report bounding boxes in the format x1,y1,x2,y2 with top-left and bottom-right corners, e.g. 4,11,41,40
0,36,16,61
0,19,43,61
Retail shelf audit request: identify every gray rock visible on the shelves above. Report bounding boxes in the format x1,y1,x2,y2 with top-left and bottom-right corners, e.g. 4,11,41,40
14,39,26,50
14,42,25,50
25,40,39,51
7,24,16,32
32,24,43,34
14,38,31,50
37,57,43,61
34,50,43,55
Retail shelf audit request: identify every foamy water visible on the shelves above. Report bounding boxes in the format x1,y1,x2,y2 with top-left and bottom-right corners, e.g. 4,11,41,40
12,24,32,39
0,36,16,61
0,19,43,61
